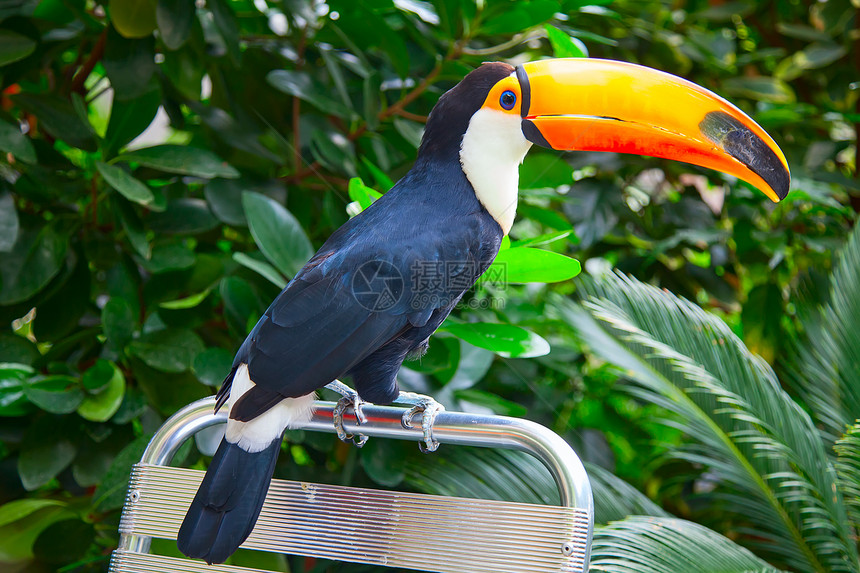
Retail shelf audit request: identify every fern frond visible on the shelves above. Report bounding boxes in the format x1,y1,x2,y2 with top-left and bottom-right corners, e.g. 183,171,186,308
787,222,860,444
558,273,859,572
835,421,860,528
590,516,787,573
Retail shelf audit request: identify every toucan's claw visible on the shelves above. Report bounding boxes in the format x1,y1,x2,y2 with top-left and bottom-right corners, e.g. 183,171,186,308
397,392,445,453
326,381,369,447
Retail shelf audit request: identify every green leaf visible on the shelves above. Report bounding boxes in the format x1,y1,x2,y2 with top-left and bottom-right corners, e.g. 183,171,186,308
480,0,558,35
722,77,796,104
97,161,154,206
545,25,588,58
115,196,151,259
488,247,581,284
0,363,33,416
140,242,195,273
110,0,158,39
0,190,19,252
103,82,161,154
205,178,247,227
0,119,35,163
116,145,239,178
0,499,72,562
0,222,69,305
102,297,135,349
32,518,94,564
232,252,287,288
102,28,157,100
242,191,313,278
23,375,83,414
266,70,355,119
192,347,233,387
160,287,212,309
81,359,113,393
12,93,97,151
128,327,204,373
591,517,787,573
148,198,219,234
92,434,150,511
157,0,195,50
208,0,240,64
511,230,574,248
348,177,383,212
0,30,35,66
77,360,125,421
441,323,550,358
18,415,77,490
360,438,408,487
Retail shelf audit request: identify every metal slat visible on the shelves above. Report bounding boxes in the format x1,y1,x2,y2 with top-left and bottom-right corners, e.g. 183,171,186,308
115,397,594,572
120,464,588,573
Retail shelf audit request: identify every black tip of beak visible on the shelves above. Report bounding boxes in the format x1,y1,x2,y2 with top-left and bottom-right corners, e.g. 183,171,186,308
699,111,790,201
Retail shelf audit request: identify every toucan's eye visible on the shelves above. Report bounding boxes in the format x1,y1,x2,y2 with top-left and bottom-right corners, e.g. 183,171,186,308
500,90,516,110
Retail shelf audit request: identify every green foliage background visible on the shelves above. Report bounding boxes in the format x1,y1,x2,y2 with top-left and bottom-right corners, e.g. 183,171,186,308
0,0,857,572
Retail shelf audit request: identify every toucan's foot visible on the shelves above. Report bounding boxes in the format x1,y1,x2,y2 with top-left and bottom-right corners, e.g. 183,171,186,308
325,381,368,448
397,392,445,453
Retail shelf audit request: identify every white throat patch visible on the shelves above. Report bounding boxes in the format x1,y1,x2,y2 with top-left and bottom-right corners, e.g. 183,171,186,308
459,107,532,234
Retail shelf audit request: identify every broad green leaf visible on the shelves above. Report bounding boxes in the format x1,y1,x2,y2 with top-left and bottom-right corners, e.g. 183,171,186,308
139,242,195,274
116,145,239,178
115,197,151,259
148,198,219,234
102,297,135,349
81,358,113,392
0,363,33,416
220,276,264,335
32,518,94,564
110,0,157,39
92,434,150,511
102,28,157,100
103,82,161,154
441,323,550,358
77,360,125,421
348,177,383,212
511,230,575,248
157,0,195,50
0,499,72,562
23,375,83,414
128,328,204,373
722,77,796,104
0,190,19,252
18,416,77,490
12,93,97,151
208,0,240,64
232,252,287,288
267,70,354,119
205,178,247,226
0,119,35,163
97,161,154,206
0,30,35,66
545,25,588,58
480,0,557,35
192,347,233,387
0,222,69,305
242,191,313,278
488,247,581,284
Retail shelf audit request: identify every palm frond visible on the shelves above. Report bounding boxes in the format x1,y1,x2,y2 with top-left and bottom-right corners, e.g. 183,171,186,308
590,516,787,573
404,447,668,524
787,222,860,444
835,421,860,528
557,273,858,573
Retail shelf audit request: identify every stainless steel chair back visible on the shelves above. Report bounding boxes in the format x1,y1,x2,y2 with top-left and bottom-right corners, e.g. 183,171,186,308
110,397,593,573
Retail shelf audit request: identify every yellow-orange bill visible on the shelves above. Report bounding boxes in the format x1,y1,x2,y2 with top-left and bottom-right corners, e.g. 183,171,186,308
516,59,790,202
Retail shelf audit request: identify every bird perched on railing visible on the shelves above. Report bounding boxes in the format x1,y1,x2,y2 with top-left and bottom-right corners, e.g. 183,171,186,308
177,57,790,564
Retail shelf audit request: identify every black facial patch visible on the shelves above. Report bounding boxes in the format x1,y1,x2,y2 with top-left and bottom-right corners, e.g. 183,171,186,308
699,111,789,200
418,62,515,161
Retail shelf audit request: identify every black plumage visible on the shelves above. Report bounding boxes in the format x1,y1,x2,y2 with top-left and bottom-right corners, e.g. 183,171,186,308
178,62,515,563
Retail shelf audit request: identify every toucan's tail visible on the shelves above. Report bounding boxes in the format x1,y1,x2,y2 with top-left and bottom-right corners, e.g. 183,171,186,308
177,436,281,564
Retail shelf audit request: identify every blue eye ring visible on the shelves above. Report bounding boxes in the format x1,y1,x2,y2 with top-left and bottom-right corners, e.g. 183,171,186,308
500,90,517,110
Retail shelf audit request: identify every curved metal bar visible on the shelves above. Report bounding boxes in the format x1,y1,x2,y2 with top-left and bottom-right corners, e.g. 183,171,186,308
125,396,594,567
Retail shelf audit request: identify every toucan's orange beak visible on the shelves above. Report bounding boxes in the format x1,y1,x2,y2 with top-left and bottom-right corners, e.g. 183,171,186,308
516,59,790,202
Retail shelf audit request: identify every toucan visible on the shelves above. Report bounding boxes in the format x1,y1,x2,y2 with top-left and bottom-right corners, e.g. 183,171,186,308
176,58,790,564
